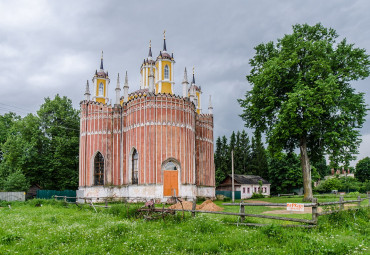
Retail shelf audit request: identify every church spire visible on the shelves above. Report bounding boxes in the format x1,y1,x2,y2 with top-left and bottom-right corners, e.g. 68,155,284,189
115,73,121,105
192,67,195,84
84,80,91,101
163,30,167,52
182,67,189,98
148,40,152,58
149,67,155,93
123,71,129,103
208,95,213,114
100,50,104,70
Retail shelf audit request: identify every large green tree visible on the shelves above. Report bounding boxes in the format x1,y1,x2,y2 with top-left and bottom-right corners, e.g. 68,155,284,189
37,95,80,189
268,152,302,195
0,95,79,191
356,157,370,182
239,23,370,201
250,132,269,179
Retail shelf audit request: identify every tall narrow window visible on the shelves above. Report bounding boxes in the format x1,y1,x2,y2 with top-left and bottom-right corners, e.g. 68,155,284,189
99,83,104,96
94,152,104,185
164,65,169,79
132,149,138,184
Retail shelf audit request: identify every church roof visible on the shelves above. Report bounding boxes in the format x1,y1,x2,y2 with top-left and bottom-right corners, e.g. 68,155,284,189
158,51,172,60
96,70,108,78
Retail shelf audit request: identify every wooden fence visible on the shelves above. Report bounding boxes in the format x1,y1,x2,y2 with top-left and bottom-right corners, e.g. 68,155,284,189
53,194,370,228
222,194,370,228
0,192,25,202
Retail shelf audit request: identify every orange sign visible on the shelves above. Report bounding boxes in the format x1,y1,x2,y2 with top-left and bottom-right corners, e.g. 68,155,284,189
287,203,304,212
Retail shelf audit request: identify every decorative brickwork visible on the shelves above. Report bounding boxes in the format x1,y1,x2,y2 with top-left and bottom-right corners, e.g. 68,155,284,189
79,38,215,201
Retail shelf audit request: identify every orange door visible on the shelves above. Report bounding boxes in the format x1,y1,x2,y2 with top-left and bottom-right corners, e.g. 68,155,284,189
163,171,178,196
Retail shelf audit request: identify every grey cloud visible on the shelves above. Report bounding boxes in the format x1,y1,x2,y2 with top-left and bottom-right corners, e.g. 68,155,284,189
1,0,369,165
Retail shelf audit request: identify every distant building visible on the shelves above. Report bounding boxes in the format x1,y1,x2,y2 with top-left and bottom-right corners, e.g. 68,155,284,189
216,174,270,199
26,184,41,199
79,34,215,202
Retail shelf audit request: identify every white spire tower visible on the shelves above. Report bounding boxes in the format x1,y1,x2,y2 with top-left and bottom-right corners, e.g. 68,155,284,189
123,71,129,102
115,73,121,105
84,80,91,101
189,84,195,103
208,95,213,114
149,66,154,93
182,67,188,98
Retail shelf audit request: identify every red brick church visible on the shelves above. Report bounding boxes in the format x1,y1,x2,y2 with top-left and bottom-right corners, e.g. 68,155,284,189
79,34,215,201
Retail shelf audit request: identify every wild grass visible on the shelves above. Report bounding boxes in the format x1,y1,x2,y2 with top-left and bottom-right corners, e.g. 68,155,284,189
0,197,368,254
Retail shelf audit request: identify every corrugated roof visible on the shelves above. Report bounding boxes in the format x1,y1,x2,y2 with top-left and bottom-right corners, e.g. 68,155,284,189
227,174,270,185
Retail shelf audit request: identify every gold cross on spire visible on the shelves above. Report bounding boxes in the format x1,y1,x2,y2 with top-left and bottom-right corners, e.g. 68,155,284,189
101,50,103,59
149,40,151,48
163,30,166,39
193,66,195,75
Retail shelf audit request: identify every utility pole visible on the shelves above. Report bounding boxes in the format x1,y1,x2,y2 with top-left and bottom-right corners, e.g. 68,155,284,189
232,150,235,203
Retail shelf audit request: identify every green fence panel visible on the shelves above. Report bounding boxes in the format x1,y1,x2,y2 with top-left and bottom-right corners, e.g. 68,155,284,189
216,190,241,199
36,190,76,202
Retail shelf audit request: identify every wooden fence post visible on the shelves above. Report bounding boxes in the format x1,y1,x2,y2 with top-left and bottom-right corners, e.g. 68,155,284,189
240,201,245,223
192,199,197,217
105,198,108,208
339,196,344,211
312,198,318,223
357,195,361,208
162,203,165,220
64,196,67,202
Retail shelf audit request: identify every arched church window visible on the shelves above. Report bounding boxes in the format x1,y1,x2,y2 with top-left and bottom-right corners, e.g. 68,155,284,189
164,65,169,79
94,152,104,185
99,83,104,96
132,149,138,184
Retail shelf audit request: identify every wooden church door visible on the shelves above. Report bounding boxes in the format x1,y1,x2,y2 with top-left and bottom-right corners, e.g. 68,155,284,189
162,160,179,196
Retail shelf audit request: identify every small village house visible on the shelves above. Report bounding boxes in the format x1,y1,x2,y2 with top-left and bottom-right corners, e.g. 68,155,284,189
216,174,271,199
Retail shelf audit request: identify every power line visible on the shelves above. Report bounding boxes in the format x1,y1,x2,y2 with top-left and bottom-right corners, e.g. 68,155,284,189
0,103,80,132
0,102,32,113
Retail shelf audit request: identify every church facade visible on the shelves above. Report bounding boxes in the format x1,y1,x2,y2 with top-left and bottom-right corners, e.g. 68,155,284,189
79,35,215,201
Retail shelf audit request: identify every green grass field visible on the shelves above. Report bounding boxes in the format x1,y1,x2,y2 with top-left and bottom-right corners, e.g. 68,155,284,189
0,197,369,254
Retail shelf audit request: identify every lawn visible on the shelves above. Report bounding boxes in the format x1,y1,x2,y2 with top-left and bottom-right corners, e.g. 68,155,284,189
0,197,369,254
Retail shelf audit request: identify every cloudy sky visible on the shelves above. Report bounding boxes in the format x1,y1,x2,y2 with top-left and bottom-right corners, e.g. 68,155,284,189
1,0,369,165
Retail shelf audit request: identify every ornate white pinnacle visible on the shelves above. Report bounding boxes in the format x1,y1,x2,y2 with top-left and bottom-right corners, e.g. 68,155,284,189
182,67,188,98
84,80,91,101
115,73,121,105
124,71,129,88
123,71,129,102
208,95,213,114
149,68,154,93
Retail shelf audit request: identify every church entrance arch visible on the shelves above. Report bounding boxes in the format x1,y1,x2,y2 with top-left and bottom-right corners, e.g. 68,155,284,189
162,159,180,197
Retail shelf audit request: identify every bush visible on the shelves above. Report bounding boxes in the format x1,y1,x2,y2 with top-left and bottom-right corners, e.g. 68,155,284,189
3,170,29,192
108,203,140,218
359,180,370,193
348,191,360,197
223,197,231,202
251,192,264,199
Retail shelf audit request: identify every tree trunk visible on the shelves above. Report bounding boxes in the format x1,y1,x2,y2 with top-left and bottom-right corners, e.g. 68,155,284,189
300,137,313,202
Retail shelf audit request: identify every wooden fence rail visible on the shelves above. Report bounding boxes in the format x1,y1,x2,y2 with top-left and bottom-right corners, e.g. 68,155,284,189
222,194,369,228
52,194,369,228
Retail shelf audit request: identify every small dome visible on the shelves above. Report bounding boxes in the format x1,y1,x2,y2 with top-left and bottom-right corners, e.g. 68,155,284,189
157,51,172,60
97,71,108,78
